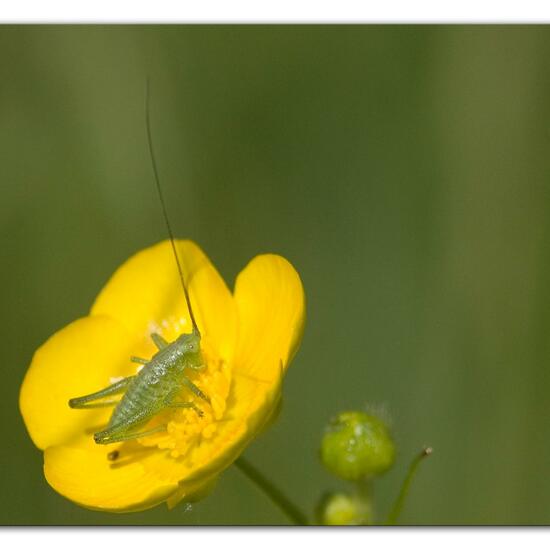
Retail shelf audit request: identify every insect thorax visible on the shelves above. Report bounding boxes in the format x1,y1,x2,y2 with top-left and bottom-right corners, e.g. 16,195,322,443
148,331,203,380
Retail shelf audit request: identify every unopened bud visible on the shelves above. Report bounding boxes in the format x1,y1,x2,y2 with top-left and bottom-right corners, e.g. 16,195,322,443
320,411,395,481
317,492,372,526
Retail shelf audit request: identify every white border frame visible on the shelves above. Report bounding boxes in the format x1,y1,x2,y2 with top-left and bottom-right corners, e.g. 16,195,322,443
1,1,550,23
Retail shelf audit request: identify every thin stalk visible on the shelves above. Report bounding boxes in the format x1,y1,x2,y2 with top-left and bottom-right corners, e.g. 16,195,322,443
355,478,374,526
235,456,309,525
385,447,432,525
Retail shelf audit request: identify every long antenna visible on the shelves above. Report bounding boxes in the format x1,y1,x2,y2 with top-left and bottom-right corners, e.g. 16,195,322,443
145,78,200,335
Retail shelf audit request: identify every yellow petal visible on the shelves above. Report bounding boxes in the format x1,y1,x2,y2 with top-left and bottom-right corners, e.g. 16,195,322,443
91,240,237,360
19,316,135,450
233,254,306,382
170,367,284,486
165,255,305,486
166,475,219,510
166,254,305,485
40,353,282,513
44,435,180,512
22,247,304,513
45,432,222,512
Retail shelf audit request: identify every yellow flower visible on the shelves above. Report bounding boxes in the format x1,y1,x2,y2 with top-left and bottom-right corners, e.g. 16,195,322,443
19,240,305,512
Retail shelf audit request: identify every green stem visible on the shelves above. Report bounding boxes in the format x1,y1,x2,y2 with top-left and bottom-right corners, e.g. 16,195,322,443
385,447,432,525
355,478,374,526
235,456,309,525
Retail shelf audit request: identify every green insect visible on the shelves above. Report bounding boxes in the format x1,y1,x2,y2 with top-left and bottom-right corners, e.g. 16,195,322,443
68,81,208,448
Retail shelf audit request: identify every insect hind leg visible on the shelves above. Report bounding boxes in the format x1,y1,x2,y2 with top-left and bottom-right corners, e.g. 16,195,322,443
69,376,135,409
94,423,167,445
69,399,120,409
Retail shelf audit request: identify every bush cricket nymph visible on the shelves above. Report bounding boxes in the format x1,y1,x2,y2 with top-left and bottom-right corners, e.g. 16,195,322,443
68,80,210,449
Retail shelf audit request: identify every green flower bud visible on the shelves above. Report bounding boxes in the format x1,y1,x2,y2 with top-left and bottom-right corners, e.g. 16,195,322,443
317,492,373,526
320,411,395,481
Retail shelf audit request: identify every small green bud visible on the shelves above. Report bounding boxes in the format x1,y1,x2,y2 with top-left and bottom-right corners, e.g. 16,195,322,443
320,411,395,481
317,492,373,526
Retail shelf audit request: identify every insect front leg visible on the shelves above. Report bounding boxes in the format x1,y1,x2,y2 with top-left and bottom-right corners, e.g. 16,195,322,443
168,400,204,417
151,333,168,350
130,356,149,365
182,377,210,403
68,376,134,409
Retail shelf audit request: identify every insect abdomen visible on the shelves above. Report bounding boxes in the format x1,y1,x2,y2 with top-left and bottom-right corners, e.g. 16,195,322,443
108,357,180,428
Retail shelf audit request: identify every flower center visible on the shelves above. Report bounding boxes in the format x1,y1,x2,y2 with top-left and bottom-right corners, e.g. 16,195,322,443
124,316,232,460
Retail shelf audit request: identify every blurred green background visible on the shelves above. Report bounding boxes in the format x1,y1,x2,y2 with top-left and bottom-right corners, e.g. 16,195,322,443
1,25,550,525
